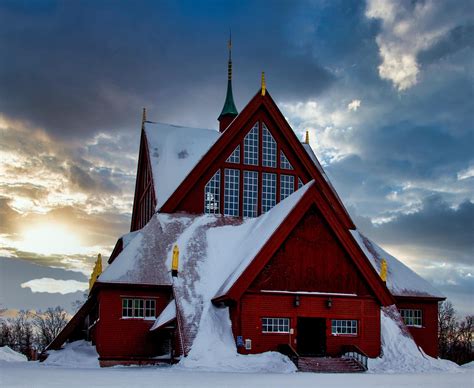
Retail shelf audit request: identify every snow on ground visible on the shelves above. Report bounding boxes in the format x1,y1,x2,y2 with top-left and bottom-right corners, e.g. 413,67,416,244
1,362,472,388
0,346,27,362
369,306,459,373
43,340,99,368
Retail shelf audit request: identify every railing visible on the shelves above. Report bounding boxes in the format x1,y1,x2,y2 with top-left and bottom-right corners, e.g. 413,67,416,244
341,345,368,371
277,344,299,367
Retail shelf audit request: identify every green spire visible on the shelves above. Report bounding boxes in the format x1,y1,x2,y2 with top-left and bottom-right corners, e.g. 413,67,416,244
218,32,238,121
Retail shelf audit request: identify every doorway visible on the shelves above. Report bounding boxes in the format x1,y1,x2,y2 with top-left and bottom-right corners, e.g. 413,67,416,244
297,318,326,356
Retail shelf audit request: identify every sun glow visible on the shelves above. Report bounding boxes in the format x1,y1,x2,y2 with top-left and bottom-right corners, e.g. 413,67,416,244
18,223,83,256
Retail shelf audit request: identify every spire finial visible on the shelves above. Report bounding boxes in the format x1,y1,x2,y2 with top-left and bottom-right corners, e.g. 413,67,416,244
141,107,147,130
227,29,232,80
261,72,266,96
305,130,310,144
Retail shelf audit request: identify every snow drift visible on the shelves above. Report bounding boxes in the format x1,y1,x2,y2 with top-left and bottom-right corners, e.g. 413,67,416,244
0,346,28,362
44,340,99,368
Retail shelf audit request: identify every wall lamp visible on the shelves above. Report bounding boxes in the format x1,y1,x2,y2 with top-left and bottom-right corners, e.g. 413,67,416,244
294,295,300,307
326,298,332,309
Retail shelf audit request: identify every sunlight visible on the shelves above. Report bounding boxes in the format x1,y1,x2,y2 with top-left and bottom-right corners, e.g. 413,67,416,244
18,223,83,256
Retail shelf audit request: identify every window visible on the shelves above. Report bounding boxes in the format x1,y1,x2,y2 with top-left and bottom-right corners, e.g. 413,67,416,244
122,299,133,318
262,124,277,167
204,171,221,214
298,178,304,189
244,124,259,165
243,170,258,218
262,173,276,213
280,175,295,201
280,151,293,170
145,299,156,318
224,169,240,216
331,320,358,335
262,318,290,333
400,309,422,327
226,145,240,164
122,298,155,318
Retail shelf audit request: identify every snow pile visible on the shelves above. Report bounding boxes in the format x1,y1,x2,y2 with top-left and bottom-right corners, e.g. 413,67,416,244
369,306,459,373
0,346,27,362
179,305,296,373
150,299,176,331
44,341,99,368
462,361,474,369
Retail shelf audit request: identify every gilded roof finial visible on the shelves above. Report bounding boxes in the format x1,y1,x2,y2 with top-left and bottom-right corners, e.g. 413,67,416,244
305,130,310,144
141,107,147,130
261,72,266,96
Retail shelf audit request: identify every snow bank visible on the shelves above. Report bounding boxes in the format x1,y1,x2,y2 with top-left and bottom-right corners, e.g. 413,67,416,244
369,306,459,373
179,305,296,373
44,340,99,368
0,346,27,362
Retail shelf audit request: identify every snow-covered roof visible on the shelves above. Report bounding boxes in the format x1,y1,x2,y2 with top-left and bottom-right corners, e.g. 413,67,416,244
144,122,220,209
351,230,444,299
150,299,176,331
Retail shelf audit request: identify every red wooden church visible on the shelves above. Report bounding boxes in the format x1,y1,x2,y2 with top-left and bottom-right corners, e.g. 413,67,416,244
48,43,444,369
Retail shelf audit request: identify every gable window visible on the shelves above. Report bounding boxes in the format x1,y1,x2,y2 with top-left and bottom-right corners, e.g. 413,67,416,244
243,170,258,217
280,174,295,201
226,145,240,164
400,309,422,327
244,123,259,165
262,124,277,167
280,151,293,170
331,320,358,335
122,298,155,319
262,317,290,333
262,173,276,213
204,171,221,214
224,169,240,216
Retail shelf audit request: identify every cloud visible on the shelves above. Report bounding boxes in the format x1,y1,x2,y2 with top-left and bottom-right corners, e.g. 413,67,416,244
347,99,361,112
365,0,473,90
21,278,88,294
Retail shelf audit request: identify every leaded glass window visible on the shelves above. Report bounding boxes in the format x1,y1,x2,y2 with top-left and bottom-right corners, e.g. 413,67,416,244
262,172,276,213
204,171,221,214
262,124,277,167
243,171,258,217
280,151,293,170
224,169,240,216
280,175,295,201
226,145,240,164
331,320,358,335
244,123,259,165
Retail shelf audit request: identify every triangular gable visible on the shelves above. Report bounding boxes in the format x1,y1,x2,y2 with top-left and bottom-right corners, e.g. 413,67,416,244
160,90,355,230
213,182,394,306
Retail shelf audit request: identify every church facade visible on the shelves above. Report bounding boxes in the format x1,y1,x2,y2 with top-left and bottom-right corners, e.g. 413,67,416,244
47,45,444,368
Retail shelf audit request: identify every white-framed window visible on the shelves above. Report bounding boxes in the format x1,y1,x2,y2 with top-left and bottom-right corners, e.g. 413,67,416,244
244,123,259,165
243,170,258,218
400,309,422,327
280,151,293,170
262,317,290,333
280,174,295,201
122,299,133,318
145,299,156,318
204,170,221,214
298,177,304,189
226,145,240,164
224,169,240,216
262,172,276,213
262,124,277,167
331,320,358,335
134,299,144,318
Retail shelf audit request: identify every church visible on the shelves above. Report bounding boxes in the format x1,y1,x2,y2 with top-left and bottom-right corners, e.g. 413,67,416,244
47,41,444,370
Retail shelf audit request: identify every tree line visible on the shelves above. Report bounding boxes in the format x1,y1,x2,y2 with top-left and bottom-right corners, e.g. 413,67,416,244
0,306,68,360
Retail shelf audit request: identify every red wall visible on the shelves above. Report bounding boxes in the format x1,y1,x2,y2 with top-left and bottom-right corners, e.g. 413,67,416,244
396,298,440,357
95,287,172,361
250,206,372,296
234,292,381,358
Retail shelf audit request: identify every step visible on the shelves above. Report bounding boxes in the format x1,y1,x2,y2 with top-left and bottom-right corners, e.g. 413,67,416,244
297,357,366,373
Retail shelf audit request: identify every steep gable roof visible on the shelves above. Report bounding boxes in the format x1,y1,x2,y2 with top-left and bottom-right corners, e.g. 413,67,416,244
159,90,355,229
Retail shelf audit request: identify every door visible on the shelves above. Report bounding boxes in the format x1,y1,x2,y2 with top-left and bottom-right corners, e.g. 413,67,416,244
297,318,326,356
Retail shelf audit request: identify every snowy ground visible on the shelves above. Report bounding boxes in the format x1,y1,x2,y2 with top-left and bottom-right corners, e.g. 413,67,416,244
1,360,473,388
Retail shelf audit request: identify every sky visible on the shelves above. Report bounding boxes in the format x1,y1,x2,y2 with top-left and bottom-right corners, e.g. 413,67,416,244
0,0,472,316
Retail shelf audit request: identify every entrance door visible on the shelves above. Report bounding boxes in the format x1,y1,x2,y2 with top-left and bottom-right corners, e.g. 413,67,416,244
297,318,326,356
